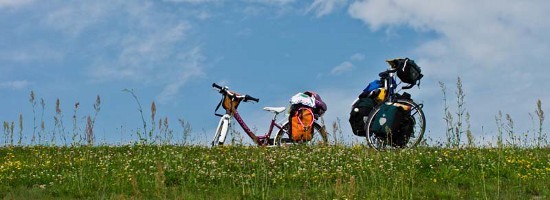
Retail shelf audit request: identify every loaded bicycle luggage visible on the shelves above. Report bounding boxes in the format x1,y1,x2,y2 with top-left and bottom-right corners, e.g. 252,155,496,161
370,101,415,147
210,83,329,146
288,91,327,142
349,57,426,150
349,80,387,136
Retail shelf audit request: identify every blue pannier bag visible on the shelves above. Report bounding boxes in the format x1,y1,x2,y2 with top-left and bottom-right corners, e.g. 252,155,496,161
363,80,382,94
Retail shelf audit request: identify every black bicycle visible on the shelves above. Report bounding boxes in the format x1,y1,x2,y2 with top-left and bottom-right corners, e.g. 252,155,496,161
364,59,426,150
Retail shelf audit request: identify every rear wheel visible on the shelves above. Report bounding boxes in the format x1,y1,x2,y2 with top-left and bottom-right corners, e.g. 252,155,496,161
365,99,425,150
274,122,328,146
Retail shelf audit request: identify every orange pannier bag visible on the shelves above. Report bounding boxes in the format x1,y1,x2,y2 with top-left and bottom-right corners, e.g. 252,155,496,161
290,107,314,142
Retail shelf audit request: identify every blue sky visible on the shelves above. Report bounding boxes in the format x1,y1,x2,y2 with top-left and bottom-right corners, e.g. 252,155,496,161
1,0,549,145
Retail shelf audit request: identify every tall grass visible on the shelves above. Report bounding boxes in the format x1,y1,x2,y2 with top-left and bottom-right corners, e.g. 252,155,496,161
535,99,546,147
29,91,37,145
440,77,548,148
72,102,80,146
331,117,344,145
0,146,548,199
2,93,104,147
122,89,181,145
439,77,471,148
3,80,547,148
178,118,192,145
39,98,45,145
0,83,548,199
123,89,148,143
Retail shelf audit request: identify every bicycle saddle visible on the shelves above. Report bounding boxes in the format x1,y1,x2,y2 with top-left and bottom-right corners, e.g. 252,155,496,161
263,107,286,114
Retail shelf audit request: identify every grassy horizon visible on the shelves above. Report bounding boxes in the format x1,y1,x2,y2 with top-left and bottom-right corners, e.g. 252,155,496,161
1,145,549,199
1,79,548,199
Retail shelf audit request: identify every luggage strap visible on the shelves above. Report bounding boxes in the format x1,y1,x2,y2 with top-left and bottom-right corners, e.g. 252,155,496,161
214,96,224,117
296,108,314,129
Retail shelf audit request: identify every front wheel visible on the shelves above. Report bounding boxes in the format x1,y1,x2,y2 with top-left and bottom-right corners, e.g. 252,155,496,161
274,122,328,146
365,99,426,150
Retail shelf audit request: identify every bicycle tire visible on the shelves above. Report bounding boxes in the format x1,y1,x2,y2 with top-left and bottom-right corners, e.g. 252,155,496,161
365,98,426,150
274,122,328,146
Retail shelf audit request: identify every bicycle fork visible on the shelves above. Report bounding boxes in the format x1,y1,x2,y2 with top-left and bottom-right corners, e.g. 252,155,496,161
213,114,231,146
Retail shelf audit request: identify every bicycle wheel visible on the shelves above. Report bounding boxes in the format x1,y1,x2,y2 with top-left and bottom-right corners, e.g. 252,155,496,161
274,122,328,146
211,118,229,147
365,98,426,150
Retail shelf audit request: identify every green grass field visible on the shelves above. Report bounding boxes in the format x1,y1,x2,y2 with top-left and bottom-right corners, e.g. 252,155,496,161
1,145,548,199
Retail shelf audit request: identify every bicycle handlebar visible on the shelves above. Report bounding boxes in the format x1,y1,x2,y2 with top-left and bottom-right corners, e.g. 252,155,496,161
212,83,223,90
245,95,259,103
212,83,259,103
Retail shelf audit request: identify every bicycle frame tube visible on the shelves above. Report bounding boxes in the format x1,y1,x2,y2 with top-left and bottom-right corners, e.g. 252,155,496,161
266,119,285,138
386,72,397,102
232,110,285,145
232,110,260,144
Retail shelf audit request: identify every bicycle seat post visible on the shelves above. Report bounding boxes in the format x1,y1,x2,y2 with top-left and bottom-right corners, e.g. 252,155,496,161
269,111,277,121
263,107,286,121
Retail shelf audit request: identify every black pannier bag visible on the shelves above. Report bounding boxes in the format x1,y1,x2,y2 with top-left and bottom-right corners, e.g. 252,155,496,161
349,97,376,136
370,102,416,147
386,58,423,86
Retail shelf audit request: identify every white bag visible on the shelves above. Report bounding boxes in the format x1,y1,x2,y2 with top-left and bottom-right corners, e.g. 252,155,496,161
289,93,316,107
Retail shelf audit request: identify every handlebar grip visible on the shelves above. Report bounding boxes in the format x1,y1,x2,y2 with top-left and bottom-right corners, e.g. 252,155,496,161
212,83,223,90
245,95,259,103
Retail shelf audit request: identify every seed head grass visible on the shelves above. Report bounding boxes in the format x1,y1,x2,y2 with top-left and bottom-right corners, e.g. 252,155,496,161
0,145,548,199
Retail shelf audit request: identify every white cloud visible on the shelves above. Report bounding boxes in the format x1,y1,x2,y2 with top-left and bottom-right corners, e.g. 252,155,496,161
157,47,206,103
165,0,295,5
330,53,364,75
0,48,63,63
45,1,115,37
350,53,365,61
331,61,354,74
236,28,253,37
62,2,206,103
244,0,295,5
196,10,211,20
0,0,33,9
348,0,550,139
307,0,347,17
349,0,550,69
116,22,190,72
90,21,202,99
0,80,31,90
242,5,265,17
163,0,217,3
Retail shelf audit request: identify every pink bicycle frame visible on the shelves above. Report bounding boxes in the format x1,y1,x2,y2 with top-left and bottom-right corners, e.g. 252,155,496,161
232,109,285,146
